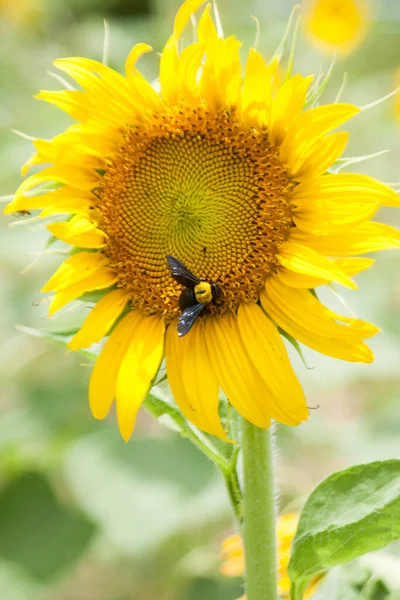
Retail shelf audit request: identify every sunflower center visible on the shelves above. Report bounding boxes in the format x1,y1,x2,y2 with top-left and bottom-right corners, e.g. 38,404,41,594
98,106,294,320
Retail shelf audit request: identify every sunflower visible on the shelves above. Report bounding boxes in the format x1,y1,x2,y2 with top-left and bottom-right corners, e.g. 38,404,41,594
0,0,41,24
220,513,322,599
5,0,400,441
303,0,371,55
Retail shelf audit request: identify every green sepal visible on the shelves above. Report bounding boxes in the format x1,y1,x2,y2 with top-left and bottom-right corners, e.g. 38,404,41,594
304,50,337,109
15,324,95,361
284,13,301,81
43,234,58,249
278,328,313,370
79,287,116,304
329,149,390,174
271,4,300,63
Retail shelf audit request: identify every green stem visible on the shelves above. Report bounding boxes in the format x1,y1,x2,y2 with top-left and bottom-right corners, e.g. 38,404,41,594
241,419,278,600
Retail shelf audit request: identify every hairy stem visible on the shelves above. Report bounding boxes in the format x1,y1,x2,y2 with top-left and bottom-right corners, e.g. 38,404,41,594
241,419,278,600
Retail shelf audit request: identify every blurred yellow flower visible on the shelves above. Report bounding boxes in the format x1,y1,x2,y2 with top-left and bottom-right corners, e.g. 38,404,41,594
303,0,371,55
5,0,400,442
0,0,41,24
221,513,321,599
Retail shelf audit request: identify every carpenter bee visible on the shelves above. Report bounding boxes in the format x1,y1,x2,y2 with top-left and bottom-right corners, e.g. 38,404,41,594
166,255,220,337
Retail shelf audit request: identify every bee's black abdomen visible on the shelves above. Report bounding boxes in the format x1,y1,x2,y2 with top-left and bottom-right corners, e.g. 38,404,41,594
178,288,197,310
211,283,221,303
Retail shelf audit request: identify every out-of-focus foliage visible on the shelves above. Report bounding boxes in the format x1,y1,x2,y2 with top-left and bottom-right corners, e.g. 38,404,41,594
0,0,400,598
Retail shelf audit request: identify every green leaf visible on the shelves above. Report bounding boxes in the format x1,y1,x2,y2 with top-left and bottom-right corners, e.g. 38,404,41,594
0,472,96,581
289,460,400,600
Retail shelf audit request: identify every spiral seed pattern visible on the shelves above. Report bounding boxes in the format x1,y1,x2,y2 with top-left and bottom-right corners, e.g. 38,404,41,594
98,105,294,320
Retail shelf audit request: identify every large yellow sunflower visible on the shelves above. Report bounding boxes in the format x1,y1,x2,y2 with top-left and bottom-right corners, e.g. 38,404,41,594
5,0,400,441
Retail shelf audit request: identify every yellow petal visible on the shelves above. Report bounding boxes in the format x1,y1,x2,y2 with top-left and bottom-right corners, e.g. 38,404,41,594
220,556,245,578
166,321,228,439
197,3,218,41
309,174,400,207
277,270,328,288
21,133,104,176
41,252,108,292
129,68,165,113
68,289,131,350
36,86,131,129
335,257,375,276
40,199,95,218
216,37,243,107
280,104,360,166
178,41,206,104
199,36,242,109
125,43,153,78
116,314,165,441
205,314,271,428
159,40,179,105
240,49,276,127
174,0,207,40
277,242,357,289
89,311,142,420
13,167,100,207
220,534,243,556
291,174,383,235
48,268,118,315
237,303,308,426
291,221,400,256
278,257,374,288
261,277,377,362
4,186,95,216
54,58,145,121
35,90,90,121
47,214,107,248
290,131,349,180
269,74,314,145
160,0,206,105
277,512,299,541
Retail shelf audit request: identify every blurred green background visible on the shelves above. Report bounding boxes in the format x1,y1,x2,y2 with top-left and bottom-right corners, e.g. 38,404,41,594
1,0,400,598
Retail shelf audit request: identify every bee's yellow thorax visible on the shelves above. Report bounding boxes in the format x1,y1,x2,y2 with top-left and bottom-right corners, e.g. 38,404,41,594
194,281,213,304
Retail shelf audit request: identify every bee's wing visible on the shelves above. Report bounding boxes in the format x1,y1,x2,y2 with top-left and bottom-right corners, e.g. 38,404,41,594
177,303,205,337
166,255,200,287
